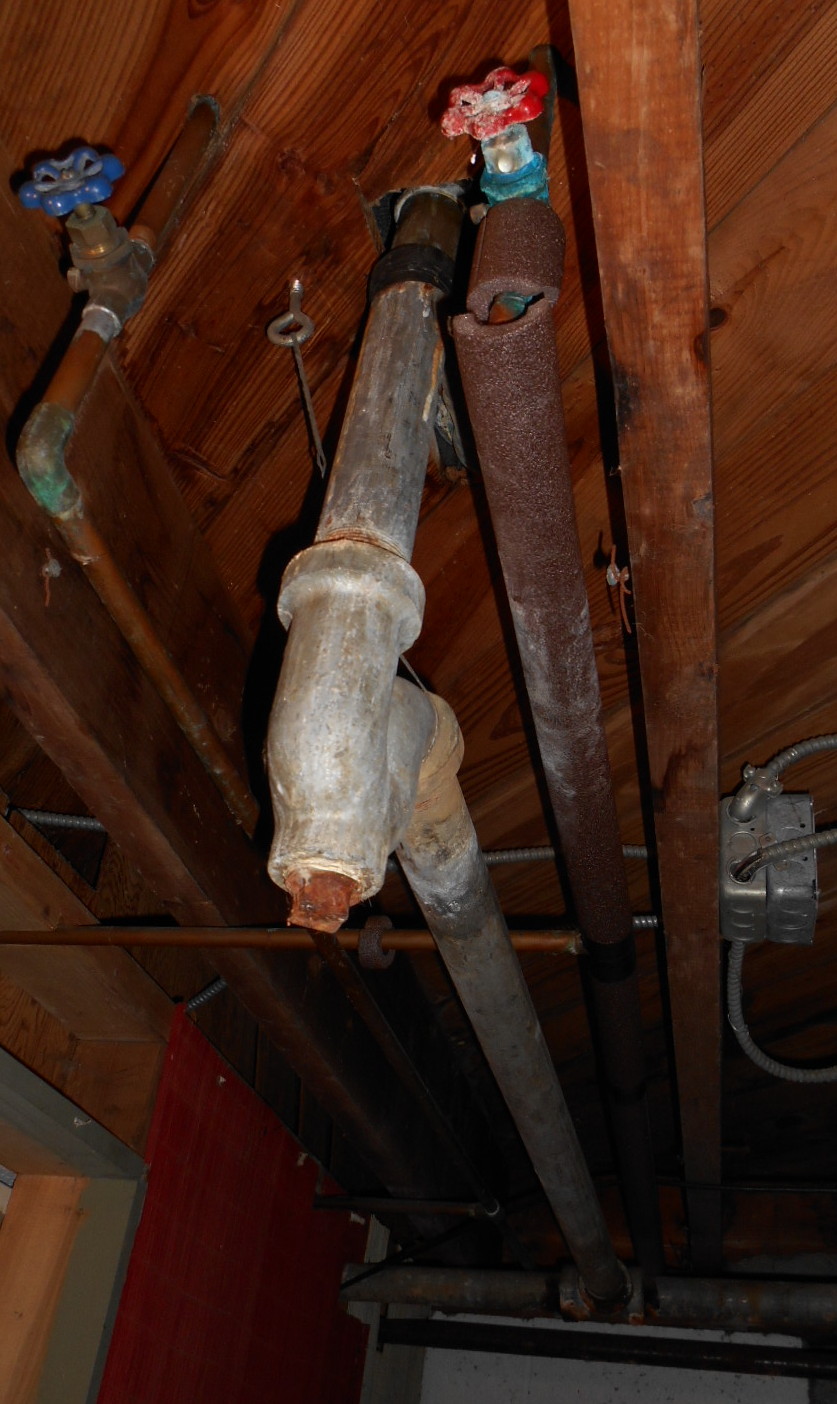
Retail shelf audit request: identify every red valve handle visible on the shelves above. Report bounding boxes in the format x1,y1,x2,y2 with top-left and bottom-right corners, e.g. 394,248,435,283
441,66,549,141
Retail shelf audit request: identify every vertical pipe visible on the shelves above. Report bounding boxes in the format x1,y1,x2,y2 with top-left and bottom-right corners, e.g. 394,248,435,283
453,198,664,1279
267,189,463,928
398,694,626,1306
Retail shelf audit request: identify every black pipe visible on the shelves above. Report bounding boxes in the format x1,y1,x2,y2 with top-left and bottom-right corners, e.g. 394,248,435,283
377,1318,837,1380
453,197,664,1279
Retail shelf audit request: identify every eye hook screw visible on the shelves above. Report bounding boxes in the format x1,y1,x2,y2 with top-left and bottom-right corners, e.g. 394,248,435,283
267,278,315,347
606,543,633,634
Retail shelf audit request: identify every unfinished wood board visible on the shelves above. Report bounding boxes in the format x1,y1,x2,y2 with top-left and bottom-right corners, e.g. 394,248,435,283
709,101,837,457
0,813,171,1043
569,0,721,1266
70,361,253,765
704,3,837,228
0,1175,88,1404
0,0,299,214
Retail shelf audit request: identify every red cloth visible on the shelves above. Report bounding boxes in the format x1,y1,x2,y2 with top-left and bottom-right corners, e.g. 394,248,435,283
98,1008,369,1403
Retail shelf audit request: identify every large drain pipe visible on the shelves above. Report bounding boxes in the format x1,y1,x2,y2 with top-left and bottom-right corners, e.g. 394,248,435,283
267,188,626,1306
341,1263,837,1338
453,198,664,1279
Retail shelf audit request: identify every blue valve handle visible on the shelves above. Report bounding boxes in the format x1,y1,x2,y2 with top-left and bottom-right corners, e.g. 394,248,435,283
18,146,124,217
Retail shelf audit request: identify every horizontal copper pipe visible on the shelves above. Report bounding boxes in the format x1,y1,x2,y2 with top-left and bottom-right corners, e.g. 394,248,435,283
0,925,584,953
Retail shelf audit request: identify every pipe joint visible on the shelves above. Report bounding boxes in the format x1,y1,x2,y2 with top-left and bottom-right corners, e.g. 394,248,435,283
560,1263,642,1321
66,209,153,335
267,540,434,928
17,402,81,518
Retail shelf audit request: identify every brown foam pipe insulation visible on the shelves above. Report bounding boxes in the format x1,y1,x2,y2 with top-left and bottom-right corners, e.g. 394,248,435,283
453,198,663,1281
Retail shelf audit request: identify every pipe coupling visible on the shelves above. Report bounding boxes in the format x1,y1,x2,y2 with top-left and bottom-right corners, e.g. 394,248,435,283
268,539,431,929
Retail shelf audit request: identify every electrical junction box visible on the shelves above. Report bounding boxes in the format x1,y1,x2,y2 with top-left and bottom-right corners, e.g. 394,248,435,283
719,791,817,946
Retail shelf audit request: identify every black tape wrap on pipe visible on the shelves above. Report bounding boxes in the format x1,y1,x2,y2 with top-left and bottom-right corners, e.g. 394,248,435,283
368,245,456,300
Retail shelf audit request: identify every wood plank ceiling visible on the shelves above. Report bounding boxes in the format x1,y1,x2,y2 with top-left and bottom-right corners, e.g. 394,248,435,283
0,0,836,1273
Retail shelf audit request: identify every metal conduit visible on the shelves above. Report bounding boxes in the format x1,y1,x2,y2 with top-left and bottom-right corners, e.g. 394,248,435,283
453,198,663,1279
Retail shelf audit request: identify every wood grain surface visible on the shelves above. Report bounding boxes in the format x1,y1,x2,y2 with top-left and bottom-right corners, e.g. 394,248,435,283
0,0,836,1277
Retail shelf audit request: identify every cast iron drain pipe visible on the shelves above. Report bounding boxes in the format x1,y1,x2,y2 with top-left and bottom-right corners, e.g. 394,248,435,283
267,188,627,1306
453,197,664,1280
342,1263,837,1339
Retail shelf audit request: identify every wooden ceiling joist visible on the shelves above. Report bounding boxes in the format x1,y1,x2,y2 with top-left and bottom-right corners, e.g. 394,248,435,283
569,0,722,1266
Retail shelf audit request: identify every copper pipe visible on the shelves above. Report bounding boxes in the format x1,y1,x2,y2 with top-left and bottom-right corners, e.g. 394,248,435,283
39,103,219,415
17,103,257,834
0,925,584,953
55,509,257,831
43,330,109,415
126,98,218,253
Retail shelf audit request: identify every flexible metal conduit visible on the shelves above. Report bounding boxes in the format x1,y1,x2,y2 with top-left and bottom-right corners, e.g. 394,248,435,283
453,198,663,1278
727,938,837,1082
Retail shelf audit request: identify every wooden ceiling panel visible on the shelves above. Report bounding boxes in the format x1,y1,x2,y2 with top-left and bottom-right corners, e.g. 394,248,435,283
0,0,296,205
704,3,837,229
709,102,837,456
716,364,837,632
700,0,828,148
719,562,837,768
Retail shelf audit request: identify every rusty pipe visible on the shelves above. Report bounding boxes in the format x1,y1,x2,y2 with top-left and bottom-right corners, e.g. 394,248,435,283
453,198,663,1279
342,1264,837,1338
398,692,627,1307
0,925,585,953
16,105,257,834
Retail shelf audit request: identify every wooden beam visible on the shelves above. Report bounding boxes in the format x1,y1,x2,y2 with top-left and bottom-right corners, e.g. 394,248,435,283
0,1175,89,1404
0,814,171,1043
0,1043,143,1179
569,0,721,1266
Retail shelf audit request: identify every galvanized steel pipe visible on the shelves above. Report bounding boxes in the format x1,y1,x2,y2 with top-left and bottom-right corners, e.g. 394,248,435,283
398,693,626,1306
453,198,663,1278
